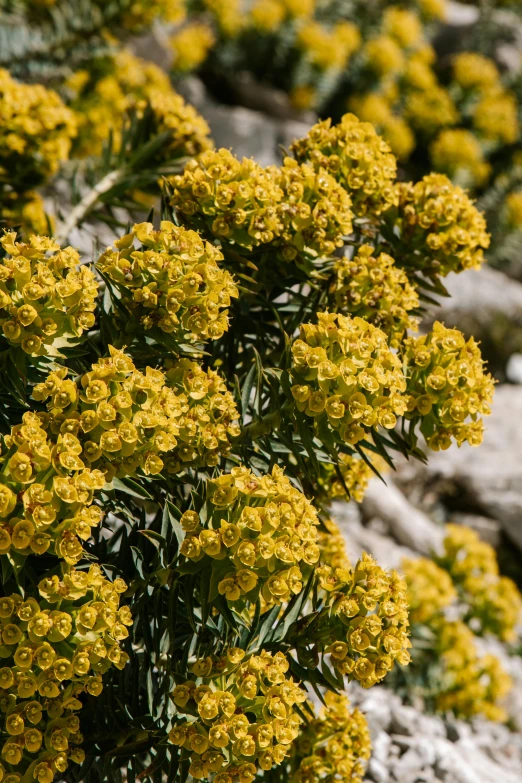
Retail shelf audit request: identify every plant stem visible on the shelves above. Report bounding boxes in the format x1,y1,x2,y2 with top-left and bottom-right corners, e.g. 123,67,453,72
55,167,126,245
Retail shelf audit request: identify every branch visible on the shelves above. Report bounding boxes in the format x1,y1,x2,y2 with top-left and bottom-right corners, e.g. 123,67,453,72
55,167,125,246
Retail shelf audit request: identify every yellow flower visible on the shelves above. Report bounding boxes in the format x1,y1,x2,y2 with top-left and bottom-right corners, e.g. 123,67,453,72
403,322,494,450
453,52,500,92
97,221,238,343
291,114,398,217
331,244,419,345
402,556,456,624
180,465,320,609
298,21,360,71
383,8,423,48
0,232,98,355
289,312,407,447
388,173,490,279
364,36,405,76
505,190,522,229
171,23,215,72
473,90,519,146
430,129,491,188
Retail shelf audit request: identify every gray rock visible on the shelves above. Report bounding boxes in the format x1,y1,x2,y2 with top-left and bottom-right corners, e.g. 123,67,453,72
372,732,392,765
361,480,444,556
389,705,420,737
368,759,389,783
415,385,522,551
506,353,522,384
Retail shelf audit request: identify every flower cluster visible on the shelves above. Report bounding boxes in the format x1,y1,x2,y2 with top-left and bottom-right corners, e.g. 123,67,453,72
349,94,415,162
179,465,320,609
289,312,407,447
0,232,98,356
436,525,522,642
0,191,49,238
65,50,172,158
472,91,519,147
317,454,376,505
65,50,211,160
435,621,512,721
290,115,397,217
430,129,491,189
0,68,76,189
388,174,490,280
331,245,419,346
312,553,411,687
401,557,456,625
297,21,361,71
0,349,239,563
317,517,351,571
170,149,353,264
171,23,216,72
96,221,238,344
505,190,522,229
0,565,131,783
293,693,371,783
168,650,306,778
403,321,494,451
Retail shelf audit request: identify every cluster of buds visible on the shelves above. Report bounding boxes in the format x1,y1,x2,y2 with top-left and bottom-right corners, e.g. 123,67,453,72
0,349,239,563
388,174,490,280
296,20,361,71
403,321,495,451
168,649,306,780
436,525,522,642
179,465,320,608
305,553,410,688
170,148,353,264
290,114,398,217
317,517,352,571
317,454,375,505
289,312,407,447
96,221,238,344
293,693,371,783
0,565,131,783
0,68,76,190
435,621,512,722
401,557,456,625
331,244,419,346
0,233,98,356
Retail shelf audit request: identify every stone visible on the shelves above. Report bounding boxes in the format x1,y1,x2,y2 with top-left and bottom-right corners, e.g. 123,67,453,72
422,267,522,379
411,386,522,551
368,759,389,783
389,705,420,736
372,731,392,764
361,480,444,556
506,353,522,384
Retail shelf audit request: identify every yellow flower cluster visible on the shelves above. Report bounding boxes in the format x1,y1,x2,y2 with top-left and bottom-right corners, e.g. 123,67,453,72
66,50,171,158
315,553,411,686
0,232,98,356
180,465,320,608
290,312,407,447
168,650,306,779
0,68,76,187
171,23,216,72
250,0,286,32
349,94,415,162
0,565,131,783
66,50,211,159
317,517,351,571
171,149,353,263
297,21,361,71
403,321,494,451
452,52,500,92
383,7,423,48
505,190,522,229
110,0,187,29
0,191,49,238
317,454,375,505
331,244,419,345
0,349,239,563
364,36,405,77
435,621,512,721
203,0,243,36
473,91,519,146
436,525,522,642
401,557,456,624
291,114,398,217
430,129,491,188
293,693,371,783
404,85,458,135
97,221,238,343
391,173,490,279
